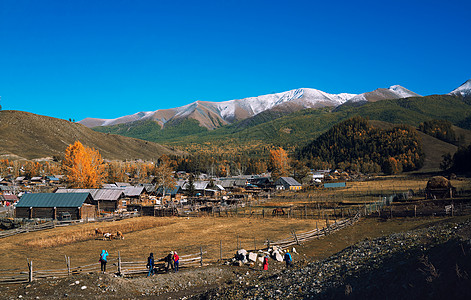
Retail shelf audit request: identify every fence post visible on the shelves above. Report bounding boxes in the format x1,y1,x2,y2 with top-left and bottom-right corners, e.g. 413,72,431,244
28,259,33,283
220,240,222,261
414,205,417,218
66,255,70,276
292,230,300,245
118,251,122,276
262,209,265,218
200,246,203,267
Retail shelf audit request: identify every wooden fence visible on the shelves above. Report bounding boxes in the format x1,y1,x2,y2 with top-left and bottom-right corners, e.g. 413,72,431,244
268,212,361,249
0,211,140,239
0,249,204,285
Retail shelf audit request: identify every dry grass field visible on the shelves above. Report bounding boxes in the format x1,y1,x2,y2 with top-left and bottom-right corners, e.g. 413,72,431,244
0,216,321,271
266,176,471,206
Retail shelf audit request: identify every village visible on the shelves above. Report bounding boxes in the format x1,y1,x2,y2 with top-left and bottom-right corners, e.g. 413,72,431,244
0,165,324,223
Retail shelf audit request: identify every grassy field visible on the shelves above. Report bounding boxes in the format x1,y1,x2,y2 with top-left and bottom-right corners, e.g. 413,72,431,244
0,216,321,271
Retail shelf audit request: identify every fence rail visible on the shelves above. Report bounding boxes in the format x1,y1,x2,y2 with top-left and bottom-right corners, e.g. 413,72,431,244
0,250,205,284
0,212,140,239
268,212,361,249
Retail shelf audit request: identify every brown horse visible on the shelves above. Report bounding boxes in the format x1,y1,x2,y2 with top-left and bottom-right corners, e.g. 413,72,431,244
272,208,286,216
95,228,103,235
116,230,124,240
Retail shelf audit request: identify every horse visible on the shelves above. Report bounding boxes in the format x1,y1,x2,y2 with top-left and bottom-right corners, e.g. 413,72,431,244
95,228,103,235
103,232,114,240
116,230,124,240
272,208,286,216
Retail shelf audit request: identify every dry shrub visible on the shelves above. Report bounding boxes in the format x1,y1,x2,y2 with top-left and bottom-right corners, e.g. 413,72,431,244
24,217,176,248
419,255,440,283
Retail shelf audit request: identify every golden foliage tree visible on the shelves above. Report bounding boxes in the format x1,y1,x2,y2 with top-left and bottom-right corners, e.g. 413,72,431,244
153,156,176,198
62,141,107,188
269,147,290,180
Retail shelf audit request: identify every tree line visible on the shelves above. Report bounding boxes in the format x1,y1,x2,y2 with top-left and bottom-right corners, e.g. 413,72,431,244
297,116,425,175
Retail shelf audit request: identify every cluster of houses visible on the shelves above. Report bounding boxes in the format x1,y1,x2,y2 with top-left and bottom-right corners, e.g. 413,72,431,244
1,174,304,220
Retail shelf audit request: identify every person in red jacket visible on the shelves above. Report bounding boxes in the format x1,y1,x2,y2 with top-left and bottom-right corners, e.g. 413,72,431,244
263,255,269,270
173,251,180,272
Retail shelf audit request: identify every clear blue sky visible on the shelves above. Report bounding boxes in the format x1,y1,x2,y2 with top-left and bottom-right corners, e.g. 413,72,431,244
1,0,470,121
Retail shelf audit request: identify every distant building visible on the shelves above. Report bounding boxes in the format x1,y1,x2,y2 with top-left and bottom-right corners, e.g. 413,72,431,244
275,177,302,191
56,188,125,212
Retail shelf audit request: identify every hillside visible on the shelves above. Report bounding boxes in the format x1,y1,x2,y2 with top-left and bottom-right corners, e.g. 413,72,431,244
297,116,424,173
0,110,181,161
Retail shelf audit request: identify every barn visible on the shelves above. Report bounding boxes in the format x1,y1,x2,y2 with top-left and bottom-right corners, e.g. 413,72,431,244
275,177,302,191
55,188,125,212
15,193,96,220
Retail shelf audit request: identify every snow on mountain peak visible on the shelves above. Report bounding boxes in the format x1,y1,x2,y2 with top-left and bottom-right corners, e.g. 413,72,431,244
388,85,420,98
450,79,471,97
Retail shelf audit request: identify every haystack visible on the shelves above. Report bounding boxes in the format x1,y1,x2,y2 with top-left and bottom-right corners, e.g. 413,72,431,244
425,176,454,199
426,176,452,189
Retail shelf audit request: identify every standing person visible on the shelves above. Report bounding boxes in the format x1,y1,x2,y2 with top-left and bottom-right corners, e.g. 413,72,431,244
173,251,179,272
263,255,269,271
283,249,292,268
99,249,109,273
146,253,155,277
165,251,174,272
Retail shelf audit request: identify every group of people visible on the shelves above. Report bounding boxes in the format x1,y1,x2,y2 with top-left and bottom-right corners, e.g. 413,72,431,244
98,249,180,276
146,250,180,277
262,249,293,271
99,248,293,276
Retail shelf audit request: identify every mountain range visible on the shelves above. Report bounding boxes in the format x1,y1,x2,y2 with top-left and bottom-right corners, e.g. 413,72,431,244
79,85,421,130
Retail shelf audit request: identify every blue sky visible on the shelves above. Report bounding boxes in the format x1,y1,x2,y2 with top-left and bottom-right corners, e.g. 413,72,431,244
1,0,470,121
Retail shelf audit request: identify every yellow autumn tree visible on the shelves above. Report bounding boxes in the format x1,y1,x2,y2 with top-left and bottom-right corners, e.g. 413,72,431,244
269,147,290,180
62,141,107,188
153,156,176,198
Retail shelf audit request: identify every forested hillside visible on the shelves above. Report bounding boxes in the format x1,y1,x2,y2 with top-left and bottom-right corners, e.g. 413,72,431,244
297,116,424,174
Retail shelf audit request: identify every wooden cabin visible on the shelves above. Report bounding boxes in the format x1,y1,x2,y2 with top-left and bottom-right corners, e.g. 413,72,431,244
15,193,96,220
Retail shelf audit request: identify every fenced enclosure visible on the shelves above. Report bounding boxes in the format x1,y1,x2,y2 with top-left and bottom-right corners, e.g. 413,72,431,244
0,211,140,239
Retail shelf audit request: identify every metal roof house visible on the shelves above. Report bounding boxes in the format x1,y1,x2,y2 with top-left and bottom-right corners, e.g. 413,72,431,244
275,177,302,191
15,193,96,220
55,188,125,212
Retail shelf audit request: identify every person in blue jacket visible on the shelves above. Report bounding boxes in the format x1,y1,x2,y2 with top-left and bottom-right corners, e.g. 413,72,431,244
146,253,155,277
99,249,109,273
283,249,293,268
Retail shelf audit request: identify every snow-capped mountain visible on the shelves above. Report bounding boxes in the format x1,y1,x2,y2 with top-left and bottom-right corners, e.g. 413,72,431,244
450,79,471,97
79,85,419,129
346,85,420,103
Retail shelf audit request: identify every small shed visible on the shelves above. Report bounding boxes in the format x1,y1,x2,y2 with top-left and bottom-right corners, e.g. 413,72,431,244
15,193,96,220
124,186,147,202
0,194,19,205
275,177,302,191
